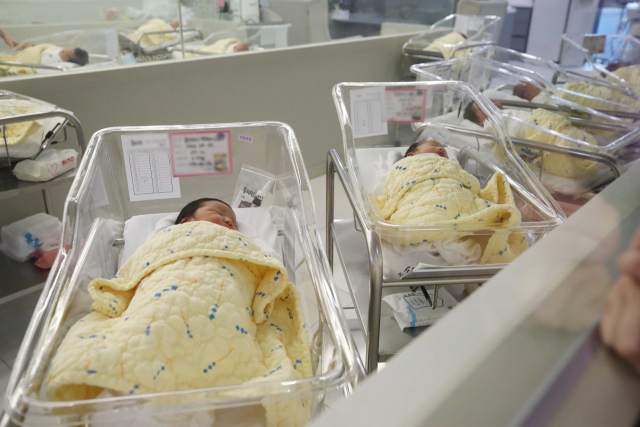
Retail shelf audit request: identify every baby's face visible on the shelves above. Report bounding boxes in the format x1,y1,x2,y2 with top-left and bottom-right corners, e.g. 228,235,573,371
58,47,76,62
182,201,238,231
408,141,448,159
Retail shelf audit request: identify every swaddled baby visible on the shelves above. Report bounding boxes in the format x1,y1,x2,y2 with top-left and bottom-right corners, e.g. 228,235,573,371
375,139,528,265
47,198,312,427
464,100,600,179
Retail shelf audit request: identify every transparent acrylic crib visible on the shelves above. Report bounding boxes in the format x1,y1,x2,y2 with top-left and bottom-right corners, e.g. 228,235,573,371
2,122,360,426
560,34,640,93
0,30,121,75
328,81,564,373
469,45,640,121
400,14,501,80
411,57,640,203
171,24,291,58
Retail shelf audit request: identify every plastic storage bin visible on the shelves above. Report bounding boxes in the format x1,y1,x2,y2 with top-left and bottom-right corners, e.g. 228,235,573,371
3,122,359,426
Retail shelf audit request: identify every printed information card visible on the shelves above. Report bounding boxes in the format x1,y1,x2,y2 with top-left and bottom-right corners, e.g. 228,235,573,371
121,133,181,202
350,86,388,138
169,130,232,177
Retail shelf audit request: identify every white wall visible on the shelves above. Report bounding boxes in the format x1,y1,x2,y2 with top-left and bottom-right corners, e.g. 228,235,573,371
0,33,413,227
0,0,144,25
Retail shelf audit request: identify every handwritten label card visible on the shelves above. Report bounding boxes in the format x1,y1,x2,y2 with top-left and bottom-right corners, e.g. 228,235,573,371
169,131,232,177
386,89,427,122
121,133,181,202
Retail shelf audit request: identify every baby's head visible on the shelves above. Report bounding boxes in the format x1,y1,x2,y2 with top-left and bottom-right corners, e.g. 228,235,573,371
405,139,448,159
463,99,503,126
513,81,541,102
59,47,89,66
175,198,237,231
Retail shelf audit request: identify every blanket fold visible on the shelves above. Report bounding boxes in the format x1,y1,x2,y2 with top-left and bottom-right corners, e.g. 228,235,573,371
47,222,312,427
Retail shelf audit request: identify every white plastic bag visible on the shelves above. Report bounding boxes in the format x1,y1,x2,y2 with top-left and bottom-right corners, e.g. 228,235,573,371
382,288,458,331
231,165,275,209
12,149,78,182
0,213,62,262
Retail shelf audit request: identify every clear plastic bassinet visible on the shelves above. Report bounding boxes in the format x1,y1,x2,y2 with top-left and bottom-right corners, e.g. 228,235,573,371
3,122,359,426
332,80,564,251
469,45,640,121
400,14,501,80
328,81,563,373
171,24,291,58
560,33,640,92
411,57,640,201
0,30,121,75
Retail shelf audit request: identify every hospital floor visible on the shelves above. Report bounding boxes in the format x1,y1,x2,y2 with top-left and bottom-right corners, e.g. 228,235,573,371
0,174,366,407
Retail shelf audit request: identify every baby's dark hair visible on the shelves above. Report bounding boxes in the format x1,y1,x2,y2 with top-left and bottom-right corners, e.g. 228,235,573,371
463,101,479,124
404,139,443,157
69,48,89,66
175,198,232,225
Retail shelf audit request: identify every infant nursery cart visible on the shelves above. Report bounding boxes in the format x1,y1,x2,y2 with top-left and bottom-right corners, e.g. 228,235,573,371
327,81,565,373
2,122,360,426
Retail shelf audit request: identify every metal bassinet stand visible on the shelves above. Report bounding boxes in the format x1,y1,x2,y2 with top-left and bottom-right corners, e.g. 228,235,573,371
326,149,504,374
0,106,85,213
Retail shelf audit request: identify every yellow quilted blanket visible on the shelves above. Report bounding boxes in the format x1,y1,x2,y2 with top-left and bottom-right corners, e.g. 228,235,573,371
0,99,42,145
47,222,312,427
559,80,640,112
0,44,55,75
189,38,241,57
425,32,467,59
128,19,176,46
514,108,598,179
607,64,640,86
374,155,528,264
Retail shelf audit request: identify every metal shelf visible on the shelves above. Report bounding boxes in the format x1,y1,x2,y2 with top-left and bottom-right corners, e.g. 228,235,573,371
332,219,429,362
0,167,76,201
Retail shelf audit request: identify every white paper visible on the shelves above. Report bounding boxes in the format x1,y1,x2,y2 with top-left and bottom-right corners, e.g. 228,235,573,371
350,86,388,138
169,131,232,177
583,34,606,54
88,165,110,210
386,89,426,122
453,15,471,35
121,133,181,202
